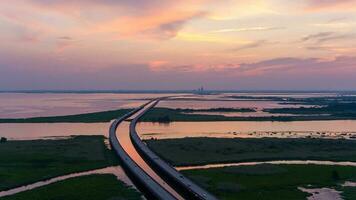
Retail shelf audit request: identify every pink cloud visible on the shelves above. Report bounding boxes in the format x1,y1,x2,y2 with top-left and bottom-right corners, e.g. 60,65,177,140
19,0,208,40
148,60,170,71
147,56,356,77
98,10,206,40
306,0,356,10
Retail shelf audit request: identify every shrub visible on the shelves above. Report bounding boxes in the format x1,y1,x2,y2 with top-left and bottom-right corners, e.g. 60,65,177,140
0,137,7,143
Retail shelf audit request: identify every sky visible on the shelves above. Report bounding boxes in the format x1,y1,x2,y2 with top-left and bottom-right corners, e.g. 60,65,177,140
0,0,356,90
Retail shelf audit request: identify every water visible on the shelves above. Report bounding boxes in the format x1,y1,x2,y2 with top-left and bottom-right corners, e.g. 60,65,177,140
158,99,301,110
176,160,356,171
0,123,110,140
158,92,338,110
0,92,338,119
2,120,356,140
182,111,301,117
137,121,356,140
224,92,338,98
298,187,342,200
0,93,176,118
1,92,356,140
1,92,355,198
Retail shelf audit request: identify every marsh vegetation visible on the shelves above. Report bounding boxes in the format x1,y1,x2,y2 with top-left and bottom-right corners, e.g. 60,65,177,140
0,136,118,191
146,137,356,166
183,164,356,200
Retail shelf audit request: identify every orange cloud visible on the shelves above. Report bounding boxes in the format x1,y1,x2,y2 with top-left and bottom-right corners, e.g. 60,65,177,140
96,10,207,40
20,0,208,40
148,60,169,71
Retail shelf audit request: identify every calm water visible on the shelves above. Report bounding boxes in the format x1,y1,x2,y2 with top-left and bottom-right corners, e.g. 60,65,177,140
0,93,177,118
182,111,301,117
157,99,302,110
2,120,356,140
0,123,110,139
1,92,356,140
137,121,356,139
176,160,356,171
0,92,335,118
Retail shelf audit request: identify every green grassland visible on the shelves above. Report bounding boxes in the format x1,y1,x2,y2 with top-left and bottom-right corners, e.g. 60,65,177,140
264,103,356,116
0,109,132,123
0,136,119,191
182,164,356,200
176,107,256,112
1,174,141,200
146,137,356,166
140,106,356,122
2,103,356,123
228,95,356,106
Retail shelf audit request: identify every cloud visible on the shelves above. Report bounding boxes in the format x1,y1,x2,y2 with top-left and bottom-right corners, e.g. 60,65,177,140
317,34,355,43
306,45,356,53
237,57,318,75
311,18,356,28
0,5,47,43
306,0,356,11
1,0,356,91
55,36,76,52
236,56,356,76
230,40,269,51
0,1,208,42
57,36,73,40
134,11,207,40
28,0,182,11
20,0,208,40
1,54,356,90
148,60,169,71
301,32,355,44
148,56,356,76
302,32,334,42
211,26,284,33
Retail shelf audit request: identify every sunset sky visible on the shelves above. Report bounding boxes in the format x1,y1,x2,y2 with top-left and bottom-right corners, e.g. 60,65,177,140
1,0,356,90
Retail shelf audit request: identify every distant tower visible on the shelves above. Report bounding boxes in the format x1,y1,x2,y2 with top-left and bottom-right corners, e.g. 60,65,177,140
196,86,205,94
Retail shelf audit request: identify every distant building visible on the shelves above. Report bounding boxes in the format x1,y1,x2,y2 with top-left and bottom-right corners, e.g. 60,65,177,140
194,86,210,95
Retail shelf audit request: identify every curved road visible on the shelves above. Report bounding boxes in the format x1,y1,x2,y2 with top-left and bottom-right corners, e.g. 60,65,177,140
130,99,217,200
109,98,218,200
110,100,182,199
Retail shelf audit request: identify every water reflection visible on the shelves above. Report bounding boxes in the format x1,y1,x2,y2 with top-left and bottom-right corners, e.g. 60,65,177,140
2,120,356,140
117,121,184,199
176,160,356,171
0,93,178,118
137,121,356,140
158,100,302,110
0,123,110,140
182,111,302,117
298,187,342,200
0,92,346,118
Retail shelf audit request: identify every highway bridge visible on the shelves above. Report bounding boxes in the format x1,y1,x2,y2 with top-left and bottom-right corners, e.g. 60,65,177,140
109,98,218,200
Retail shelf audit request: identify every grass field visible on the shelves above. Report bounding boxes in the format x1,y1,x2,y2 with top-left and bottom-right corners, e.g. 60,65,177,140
228,95,356,106
146,137,356,166
0,136,119,191
182,164,356,200
1,174,141,200
0,109,132,123
141,107,356,122
176,107,256,112
2,105,356,123
264,103,356,116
